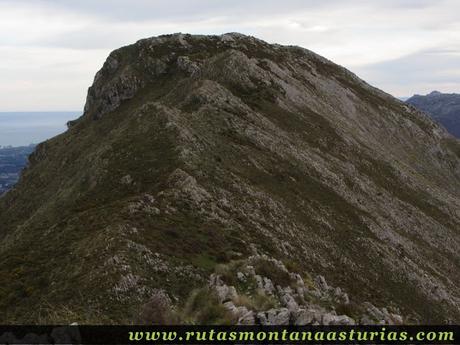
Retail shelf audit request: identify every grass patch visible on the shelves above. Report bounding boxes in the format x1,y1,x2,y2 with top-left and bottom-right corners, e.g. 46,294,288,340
234,290,278,311
182,288,235,325
252,258,292,287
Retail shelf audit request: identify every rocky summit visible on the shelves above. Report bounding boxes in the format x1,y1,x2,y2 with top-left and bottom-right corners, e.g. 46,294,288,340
0,33,459,324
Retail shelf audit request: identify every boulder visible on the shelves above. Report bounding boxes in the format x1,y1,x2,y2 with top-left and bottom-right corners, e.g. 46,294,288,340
257,308,290,325
238,311,256,325
293,309,315,325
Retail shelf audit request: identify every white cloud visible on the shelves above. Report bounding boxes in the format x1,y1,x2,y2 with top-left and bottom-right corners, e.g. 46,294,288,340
355,46,460,96
0,0,459,111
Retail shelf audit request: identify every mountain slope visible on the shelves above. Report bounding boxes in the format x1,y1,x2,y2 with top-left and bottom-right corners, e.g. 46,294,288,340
0,33,459,324
407,91,460,138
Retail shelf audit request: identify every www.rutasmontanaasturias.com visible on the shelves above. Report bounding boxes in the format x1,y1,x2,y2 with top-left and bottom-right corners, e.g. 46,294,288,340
128,328,455,343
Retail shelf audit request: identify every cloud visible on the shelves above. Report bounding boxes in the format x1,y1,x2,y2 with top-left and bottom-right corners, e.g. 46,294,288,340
0,0,459,111
0,45,105,111
355,47,460,96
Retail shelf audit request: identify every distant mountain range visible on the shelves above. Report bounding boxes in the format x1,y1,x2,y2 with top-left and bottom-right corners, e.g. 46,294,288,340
0,145,35,195
406,91,460,138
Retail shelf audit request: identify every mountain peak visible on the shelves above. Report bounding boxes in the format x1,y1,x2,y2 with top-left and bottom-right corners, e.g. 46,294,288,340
1,33,460,324
80,33,333,123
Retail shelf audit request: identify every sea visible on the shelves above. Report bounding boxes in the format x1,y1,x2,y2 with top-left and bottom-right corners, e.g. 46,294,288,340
0,112,81,147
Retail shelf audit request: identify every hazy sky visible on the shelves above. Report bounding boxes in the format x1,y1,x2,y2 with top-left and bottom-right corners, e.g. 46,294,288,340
1,0,459,111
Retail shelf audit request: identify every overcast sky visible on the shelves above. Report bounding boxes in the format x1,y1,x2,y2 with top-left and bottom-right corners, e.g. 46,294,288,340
1,0,459,111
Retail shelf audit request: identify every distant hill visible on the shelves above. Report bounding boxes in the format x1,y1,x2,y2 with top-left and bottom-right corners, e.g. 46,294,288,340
406,91,460,138
0,145,35,195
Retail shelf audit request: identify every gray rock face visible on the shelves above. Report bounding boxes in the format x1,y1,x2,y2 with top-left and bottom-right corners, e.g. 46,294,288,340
407,91,460,138
326,314,356,325
223,301,250,320
258,308,290,325
209,274,238,303
0,33,459,324
315,276,329,291
361,302,404,325
84,63,145,120
293,309,316,325
238,311,256,325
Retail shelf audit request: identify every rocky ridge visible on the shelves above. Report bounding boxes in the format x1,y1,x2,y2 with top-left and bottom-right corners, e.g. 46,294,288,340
0,33,459,324
209,255,404,325
139,255,405,325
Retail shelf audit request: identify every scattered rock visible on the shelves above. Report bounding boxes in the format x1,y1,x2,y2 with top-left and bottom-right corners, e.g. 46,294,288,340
237,272,246,282
120,174,133,185
293,309,315,325
258,308,290,325
238,310,256,325
177,56,201,77
315,275,329,292
202,255,406,325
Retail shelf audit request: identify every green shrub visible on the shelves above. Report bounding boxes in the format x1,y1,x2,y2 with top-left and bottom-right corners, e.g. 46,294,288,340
138,293,178,325
335,302,362,319
253,259,291,287
182,288,235,325
302,273,316,290
251,290,278,310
